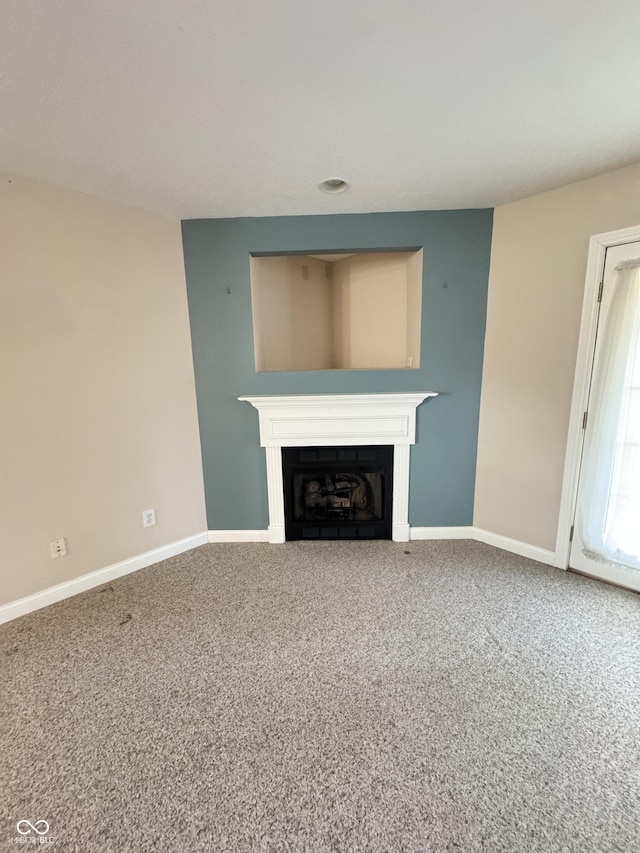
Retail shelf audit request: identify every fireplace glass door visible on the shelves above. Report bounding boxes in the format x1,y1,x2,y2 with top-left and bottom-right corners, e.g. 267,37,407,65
282,446,393,540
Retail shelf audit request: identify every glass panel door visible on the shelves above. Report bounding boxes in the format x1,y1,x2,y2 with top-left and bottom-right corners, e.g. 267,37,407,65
570,241,640,591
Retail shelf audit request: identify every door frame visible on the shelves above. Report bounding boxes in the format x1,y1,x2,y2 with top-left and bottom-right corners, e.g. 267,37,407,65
556,224,640,569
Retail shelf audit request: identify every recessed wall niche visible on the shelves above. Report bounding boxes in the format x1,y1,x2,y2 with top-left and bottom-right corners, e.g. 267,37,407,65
250,250,423,372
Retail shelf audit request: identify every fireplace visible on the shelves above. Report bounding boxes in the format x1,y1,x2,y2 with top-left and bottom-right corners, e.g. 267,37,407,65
238,393,437,543
282,445,393,539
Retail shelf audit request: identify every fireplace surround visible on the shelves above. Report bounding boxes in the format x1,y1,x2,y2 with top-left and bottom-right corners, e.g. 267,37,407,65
239,393,437,542
282,444,394,540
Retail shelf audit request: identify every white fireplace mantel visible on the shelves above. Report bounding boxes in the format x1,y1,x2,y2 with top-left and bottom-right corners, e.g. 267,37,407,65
239,392,437,543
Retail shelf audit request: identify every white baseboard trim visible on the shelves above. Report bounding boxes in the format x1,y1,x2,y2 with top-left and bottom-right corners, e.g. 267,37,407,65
472,527,558,567
205,527,559,568
392,523,411,542
208,530,270,543
1,525,562,626
267,525,286,544
0,533,208,626
411,526,474,540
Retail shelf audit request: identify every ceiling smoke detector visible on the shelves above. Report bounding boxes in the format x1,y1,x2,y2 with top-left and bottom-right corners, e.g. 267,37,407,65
318,178,348,194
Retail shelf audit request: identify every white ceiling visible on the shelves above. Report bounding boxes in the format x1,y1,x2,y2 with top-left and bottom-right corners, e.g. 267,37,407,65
2,0,640,219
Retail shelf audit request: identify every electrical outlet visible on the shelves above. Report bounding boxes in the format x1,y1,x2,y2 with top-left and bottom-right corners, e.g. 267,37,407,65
49,537,67,559
142,509,156,528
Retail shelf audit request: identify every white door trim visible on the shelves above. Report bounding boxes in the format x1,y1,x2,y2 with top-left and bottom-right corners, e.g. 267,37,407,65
555,224,640,569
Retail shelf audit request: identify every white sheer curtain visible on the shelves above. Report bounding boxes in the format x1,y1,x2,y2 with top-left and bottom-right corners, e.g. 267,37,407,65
578,258,640,570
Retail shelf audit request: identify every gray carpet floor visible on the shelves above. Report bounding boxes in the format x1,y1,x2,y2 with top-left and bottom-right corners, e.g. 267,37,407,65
1,540,639,852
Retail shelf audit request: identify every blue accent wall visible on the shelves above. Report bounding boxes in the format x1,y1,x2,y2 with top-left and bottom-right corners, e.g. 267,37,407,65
181,210,493,531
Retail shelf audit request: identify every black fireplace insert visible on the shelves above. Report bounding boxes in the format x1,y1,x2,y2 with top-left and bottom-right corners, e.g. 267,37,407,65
282,445,393,540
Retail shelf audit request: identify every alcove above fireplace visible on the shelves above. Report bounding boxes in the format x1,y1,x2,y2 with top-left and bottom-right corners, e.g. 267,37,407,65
238,393,437,542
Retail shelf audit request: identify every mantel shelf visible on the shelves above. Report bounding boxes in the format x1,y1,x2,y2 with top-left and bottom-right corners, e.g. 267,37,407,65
239,392,437,408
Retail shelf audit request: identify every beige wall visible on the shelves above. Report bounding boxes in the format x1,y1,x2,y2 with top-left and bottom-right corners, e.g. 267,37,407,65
291,258,334,370
251,256,333,371
475,160,640,551
333,253,410,369
250,255,291,370
331,256,351,369
0,174,207,604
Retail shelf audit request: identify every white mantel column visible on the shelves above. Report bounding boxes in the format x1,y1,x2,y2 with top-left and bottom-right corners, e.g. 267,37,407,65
265,446,286,543
391,444,411,541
